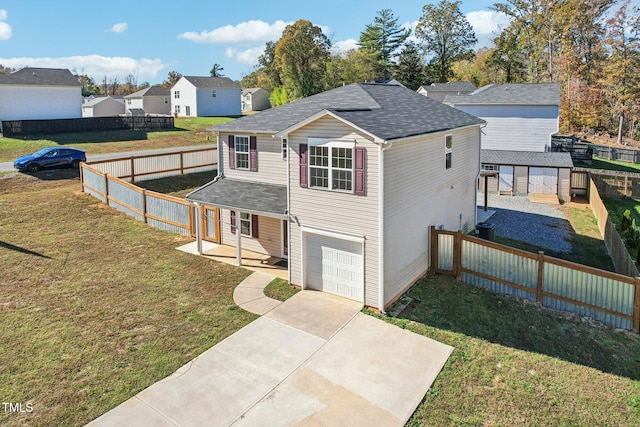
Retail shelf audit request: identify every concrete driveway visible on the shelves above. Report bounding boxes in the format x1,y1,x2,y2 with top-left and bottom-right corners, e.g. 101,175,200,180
89,290,453,426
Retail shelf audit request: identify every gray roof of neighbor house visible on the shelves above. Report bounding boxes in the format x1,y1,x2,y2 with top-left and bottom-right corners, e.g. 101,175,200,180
82,96,125,107
0,67,81,86
420,82,477,92
187,178,287,217
213,82,485,141
242,87,268,95
482,149,574,168
444,83,560,106
183,76,241,89
124,86,170,98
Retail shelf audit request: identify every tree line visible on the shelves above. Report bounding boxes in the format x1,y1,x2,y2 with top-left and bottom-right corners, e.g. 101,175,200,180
240,0,640,141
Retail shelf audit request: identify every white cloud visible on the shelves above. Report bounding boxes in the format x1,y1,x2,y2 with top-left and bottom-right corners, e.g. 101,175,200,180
178,20,291,45
225,46,266,66
331,39,358,55
0,55,167,82
0,9,12,40
109,22,128,33
466,10,511,36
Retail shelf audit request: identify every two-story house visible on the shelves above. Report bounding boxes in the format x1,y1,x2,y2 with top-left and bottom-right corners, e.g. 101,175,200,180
171,76,241,117
123,86,171,116
187,82,484,311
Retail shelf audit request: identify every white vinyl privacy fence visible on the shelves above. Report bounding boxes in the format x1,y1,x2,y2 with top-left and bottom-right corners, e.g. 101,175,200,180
431,227,640,332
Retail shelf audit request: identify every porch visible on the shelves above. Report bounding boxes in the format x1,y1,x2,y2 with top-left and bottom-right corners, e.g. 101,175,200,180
178,241,288,280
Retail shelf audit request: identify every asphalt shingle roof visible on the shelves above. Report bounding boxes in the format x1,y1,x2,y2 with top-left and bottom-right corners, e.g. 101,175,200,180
482,149,574,168
0,67,81,86
444,83,560,106
183,76,241,89
421,82,477,92
186,178,287,216
213,82,485,141
124,86,170,98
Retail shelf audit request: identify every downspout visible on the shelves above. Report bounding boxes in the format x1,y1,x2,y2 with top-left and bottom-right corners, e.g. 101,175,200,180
285,135,291,284
214,131,223,180
379,140,394,314
474,123,488,227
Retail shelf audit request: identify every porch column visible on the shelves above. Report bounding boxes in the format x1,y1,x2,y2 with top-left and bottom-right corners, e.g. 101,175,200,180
195,202,202,255
235,210,242,266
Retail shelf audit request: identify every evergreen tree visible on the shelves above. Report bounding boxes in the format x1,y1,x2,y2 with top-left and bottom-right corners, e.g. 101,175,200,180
393,42,426,90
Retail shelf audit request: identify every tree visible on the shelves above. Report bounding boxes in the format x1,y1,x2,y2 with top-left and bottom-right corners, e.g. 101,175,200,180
257,41,282,90
269,86,289,107
393,42,426,90
325,49,377,88
0,64,13,74
358,9,411,80
162,71,182,88
415,0,477,83
76,74,99,96
451,47,496,87
210,63,225,77
274,20,331,99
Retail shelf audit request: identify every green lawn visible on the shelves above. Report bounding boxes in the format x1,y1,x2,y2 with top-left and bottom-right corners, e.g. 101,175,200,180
575,157,640,173
0,172,254,426
263,277,300,301
602,196,640,260
379,274,640,426
0,117,234,162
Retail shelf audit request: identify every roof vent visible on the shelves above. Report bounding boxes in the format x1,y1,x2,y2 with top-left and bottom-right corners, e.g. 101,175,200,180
32,72,36,76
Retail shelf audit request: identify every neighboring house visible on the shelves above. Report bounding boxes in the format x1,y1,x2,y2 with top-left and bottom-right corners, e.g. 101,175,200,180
241,88,271,112
123,86,170,116
445,83,566,200
479,150,573,202
444,83,560,152
417,82,477,102
171,76,241,117
82,95,125,118
186,82,484,311
0,67,82,121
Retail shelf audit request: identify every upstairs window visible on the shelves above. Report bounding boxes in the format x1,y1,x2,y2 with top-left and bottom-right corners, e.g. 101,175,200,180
164,97,168,104
174,91,180,99
445,135,452,170
235,136,250,170
281,138,287,160
300,140,365,195
212,89,217,97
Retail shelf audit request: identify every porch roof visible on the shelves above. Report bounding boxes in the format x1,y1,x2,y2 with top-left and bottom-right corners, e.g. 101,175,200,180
186,178,287,218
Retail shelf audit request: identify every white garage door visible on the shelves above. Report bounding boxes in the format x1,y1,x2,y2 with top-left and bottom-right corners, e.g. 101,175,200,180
529,167,558,194
306,233,363,302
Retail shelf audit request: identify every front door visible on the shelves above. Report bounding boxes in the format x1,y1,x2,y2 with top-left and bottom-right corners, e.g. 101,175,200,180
201,206,220,243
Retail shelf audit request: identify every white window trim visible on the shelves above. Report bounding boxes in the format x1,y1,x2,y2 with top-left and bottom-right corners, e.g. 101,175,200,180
174,91,180,99
239,212,252,237
445,134,452,170
307,138,356,193
235,135,250,170
174,105,180,113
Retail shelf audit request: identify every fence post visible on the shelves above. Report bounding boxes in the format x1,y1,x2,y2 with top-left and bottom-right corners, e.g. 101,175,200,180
537,251,545,304
455,230,463,282
130,157,135,184
634,278,640,334
430,225,437,272
79,163,84,191
103,173,109,204
180,152,184,175
141,188,148,224
625,176,629,197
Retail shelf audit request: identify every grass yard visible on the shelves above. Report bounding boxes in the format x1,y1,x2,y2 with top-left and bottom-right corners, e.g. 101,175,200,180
263,277,300,302
378,274,640,426
575,157,640,173
602,196,640,260
135,171,216,198
0,172,254,426
0,117,234,162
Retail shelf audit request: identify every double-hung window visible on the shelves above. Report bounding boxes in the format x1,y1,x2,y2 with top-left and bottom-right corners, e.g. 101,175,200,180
239,212,251,236
212,89,217,98
174,91,180,99
281,138,287,160
235,136,250,169
309,141,353,192
445,135,452,170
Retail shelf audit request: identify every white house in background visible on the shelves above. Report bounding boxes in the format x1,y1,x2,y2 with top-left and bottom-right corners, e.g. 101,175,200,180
82,95,125,118
123,86,171,116
444,83,560,152
445,83,568,200
241,88,271,112
417,82,477,102
171,76,241,117
186,83,484,311
0,67,82,121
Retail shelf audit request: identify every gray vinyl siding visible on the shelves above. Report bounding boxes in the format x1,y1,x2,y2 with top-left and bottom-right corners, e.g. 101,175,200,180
288,115,380,308
220,209,282,256
558,168,571,202
383,126,481,305
219,132,287,185
457,105,558,152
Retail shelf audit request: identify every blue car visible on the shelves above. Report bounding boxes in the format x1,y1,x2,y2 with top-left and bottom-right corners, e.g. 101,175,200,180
14,147,86,173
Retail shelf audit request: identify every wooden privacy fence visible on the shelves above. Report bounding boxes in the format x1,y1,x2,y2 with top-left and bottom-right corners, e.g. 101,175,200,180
430,226,640,332
588,178,640,278
81,163,196,237
1,116,174,136
87,146,217,183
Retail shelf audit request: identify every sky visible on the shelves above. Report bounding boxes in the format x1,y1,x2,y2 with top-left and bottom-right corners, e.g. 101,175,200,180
0,1,527,85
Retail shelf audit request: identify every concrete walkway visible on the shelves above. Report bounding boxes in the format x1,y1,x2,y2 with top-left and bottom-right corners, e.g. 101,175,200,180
232,271,282,315
89,273,454,427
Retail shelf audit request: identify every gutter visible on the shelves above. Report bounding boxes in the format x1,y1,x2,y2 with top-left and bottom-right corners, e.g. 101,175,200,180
378,140,394,314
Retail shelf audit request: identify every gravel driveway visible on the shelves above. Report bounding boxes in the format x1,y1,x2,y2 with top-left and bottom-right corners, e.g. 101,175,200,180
480,194,573,253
